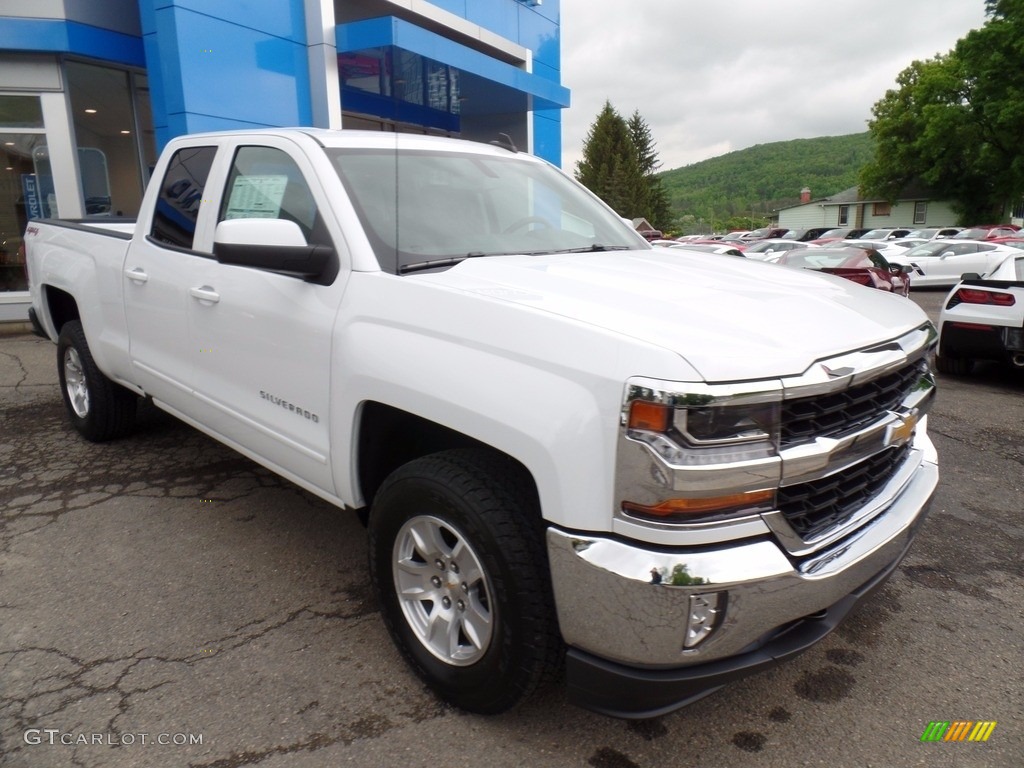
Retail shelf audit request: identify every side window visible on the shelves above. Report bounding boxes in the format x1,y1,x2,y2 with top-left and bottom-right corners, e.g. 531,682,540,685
150,146,217,249
218,146,330,247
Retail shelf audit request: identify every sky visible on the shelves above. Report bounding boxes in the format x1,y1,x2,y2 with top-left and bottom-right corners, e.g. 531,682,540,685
558,0,989,173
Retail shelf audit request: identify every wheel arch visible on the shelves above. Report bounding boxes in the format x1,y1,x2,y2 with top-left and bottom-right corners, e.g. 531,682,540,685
41,285,81,339
355,401,541,514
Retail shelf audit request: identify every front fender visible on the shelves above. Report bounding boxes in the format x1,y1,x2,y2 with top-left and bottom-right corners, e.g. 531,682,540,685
329,273,698,532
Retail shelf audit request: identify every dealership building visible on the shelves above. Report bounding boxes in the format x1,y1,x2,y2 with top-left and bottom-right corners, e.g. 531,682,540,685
0,0,569,321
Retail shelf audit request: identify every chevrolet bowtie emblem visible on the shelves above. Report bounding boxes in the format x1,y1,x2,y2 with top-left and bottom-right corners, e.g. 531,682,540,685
886,412,919,448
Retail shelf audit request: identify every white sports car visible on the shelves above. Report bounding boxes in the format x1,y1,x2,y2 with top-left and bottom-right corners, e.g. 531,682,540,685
889,240,1019,287
936,253,1024,374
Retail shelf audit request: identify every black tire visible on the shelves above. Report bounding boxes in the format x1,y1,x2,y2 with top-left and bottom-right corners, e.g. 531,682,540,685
934,353,973,376
368,448,561,714
56,320,137,442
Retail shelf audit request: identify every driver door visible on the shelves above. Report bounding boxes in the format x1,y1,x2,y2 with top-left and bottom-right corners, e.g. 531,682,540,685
186,138,349,494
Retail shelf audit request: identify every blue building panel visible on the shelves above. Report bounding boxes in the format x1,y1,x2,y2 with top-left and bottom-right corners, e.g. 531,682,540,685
0,18,145,67
516,8,559,70
163,110,282,135
0,2,565,162
338,17,568,111
146,0,306,44
530,0,561,24
465,2,518,36
139,0,310,151
533,109,562,168
532,60,558,84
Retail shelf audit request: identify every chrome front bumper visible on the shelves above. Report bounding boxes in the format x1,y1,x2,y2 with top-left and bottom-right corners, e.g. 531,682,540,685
547,453,938,671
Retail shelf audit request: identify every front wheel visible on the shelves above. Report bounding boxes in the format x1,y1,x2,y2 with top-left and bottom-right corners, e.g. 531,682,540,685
57,320,137,441
368,449,561,714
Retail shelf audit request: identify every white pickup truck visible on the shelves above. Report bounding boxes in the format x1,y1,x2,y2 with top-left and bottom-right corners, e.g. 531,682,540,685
26,128,938,718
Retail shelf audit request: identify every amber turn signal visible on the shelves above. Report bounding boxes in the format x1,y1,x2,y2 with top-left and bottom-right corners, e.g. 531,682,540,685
623,489,774,518
628,400,671,432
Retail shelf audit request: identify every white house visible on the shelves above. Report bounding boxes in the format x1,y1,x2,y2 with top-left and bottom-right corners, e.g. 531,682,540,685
778,183,958,231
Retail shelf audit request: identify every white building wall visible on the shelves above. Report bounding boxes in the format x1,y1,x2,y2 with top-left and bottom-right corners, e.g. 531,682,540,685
782,198,961,230
779,203,840,229
861,200,959,228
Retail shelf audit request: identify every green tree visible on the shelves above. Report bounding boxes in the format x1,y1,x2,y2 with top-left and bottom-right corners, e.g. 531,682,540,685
627,110,673,232
575,102,667,228
860,0,1024,223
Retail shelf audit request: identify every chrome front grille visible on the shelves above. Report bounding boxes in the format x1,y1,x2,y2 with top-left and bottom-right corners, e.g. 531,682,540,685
777,444,911,540
781,360,927,448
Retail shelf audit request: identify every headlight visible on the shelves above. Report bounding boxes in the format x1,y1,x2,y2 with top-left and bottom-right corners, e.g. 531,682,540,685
621,388,781,522
626,398,780,465
676,402,779,445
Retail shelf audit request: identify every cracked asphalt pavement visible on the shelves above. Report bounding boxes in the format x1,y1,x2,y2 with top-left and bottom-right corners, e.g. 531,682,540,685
1,290,1022,767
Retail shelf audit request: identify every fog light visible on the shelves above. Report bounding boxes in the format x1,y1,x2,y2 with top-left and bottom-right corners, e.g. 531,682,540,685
684,592,724,649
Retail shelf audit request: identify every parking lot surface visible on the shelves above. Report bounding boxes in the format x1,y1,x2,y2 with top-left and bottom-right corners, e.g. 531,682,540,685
1,290,1022,767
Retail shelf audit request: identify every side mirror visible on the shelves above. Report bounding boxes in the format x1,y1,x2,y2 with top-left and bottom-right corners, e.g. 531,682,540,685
213,219,332,280
894,264,913,274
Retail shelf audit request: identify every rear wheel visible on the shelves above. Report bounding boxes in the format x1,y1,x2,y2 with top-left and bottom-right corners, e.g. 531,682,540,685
57,320,137,441
368,448,561,714
934,353,973,376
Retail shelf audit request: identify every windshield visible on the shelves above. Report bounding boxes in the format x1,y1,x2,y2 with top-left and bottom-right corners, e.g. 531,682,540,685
782,249,871,269
325,147,644,274
904,242,955,257
953,228,988,239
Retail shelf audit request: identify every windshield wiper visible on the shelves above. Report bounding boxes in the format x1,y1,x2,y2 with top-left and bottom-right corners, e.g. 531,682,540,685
549,244,633,254
399,253,491,274
399,244,634,272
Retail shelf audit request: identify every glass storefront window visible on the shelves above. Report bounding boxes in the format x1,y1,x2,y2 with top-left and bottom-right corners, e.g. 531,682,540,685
395,50,424,106
65,60,146,217
131,73,157,179
0,96,44,129
1,132,47,292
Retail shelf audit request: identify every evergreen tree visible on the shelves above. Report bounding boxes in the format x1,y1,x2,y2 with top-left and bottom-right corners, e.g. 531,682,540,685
575,103,674,231
628,110,673,232
575,102,648,223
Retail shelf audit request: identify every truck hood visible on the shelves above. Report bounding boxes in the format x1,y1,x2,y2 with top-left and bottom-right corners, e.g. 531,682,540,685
421,249,930,382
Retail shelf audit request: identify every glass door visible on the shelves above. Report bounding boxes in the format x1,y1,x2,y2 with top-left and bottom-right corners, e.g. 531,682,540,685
0,96,47,293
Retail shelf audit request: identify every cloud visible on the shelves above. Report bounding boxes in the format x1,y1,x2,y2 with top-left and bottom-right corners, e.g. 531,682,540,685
558,0,989,172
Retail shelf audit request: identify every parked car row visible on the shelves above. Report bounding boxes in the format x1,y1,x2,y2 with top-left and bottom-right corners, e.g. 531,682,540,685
686,223,1022,247
661,227,1024,378
662,228,1024,290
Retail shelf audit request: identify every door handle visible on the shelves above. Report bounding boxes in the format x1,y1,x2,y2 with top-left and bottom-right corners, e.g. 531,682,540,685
124,267,149,283
189,286,220,304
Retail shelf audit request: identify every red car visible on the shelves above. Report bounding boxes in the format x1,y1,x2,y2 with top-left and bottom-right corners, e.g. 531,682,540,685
683,238,748,250
775,246,912,296
952,225,1021,241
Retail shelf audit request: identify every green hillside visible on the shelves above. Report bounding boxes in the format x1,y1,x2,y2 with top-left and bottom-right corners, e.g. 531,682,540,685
659,133,874,232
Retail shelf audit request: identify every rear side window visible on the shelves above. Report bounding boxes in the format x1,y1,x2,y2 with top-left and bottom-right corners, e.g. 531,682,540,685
150,146,217,249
